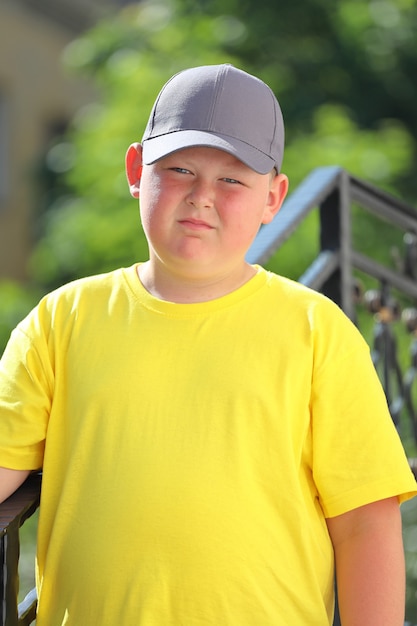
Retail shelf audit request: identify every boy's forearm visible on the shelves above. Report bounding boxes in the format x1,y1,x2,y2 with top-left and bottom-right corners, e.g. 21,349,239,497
0,467,31,503
327,497,406,626
334,526,405,625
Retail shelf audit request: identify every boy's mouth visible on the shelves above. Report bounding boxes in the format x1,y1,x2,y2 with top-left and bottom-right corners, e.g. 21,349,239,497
178,218,214,230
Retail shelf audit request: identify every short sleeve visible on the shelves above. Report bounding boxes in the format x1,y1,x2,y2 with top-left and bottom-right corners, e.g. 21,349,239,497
309,300,417,517
0,310,53,470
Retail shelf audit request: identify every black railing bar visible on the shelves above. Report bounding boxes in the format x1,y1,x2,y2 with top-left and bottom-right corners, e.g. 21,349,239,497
350,175,417,220
1,536,6,626
351,182,417,233
339,170,355,319
247,166,343,265
352,193,417,233
351,250,417,300
298,250,340,290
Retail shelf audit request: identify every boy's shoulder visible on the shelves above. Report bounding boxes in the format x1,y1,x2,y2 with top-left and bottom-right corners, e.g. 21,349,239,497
262,268,338,309
43,265,136,304
16,266,137,334
260,268,362,340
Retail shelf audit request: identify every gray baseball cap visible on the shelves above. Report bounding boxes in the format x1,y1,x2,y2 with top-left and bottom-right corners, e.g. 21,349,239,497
141,64,285,174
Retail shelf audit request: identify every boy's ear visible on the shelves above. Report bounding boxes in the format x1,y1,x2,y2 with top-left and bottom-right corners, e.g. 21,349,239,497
125,143,143,199
261,174,289,225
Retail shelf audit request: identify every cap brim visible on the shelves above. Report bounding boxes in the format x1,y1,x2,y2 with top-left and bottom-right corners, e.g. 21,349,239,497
142,130,276,175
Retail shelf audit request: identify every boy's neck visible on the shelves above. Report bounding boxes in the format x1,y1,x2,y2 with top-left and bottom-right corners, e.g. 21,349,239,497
136,262,258,304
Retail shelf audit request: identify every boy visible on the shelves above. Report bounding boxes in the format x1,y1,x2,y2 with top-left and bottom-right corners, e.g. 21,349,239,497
0,63,416,625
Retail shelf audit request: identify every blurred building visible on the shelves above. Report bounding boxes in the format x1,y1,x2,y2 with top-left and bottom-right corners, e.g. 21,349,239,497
0,0,122,281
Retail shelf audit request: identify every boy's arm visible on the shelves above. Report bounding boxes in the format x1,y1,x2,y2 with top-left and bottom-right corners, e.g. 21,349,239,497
326,496,405,626
0,467,31,503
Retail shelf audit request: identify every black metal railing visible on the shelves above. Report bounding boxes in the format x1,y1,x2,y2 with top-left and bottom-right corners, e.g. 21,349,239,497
1,166,417,625
0,473,41,626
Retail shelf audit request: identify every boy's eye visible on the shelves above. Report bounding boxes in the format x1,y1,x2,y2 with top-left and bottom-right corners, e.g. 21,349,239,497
171,167,190,175
222,178,241,185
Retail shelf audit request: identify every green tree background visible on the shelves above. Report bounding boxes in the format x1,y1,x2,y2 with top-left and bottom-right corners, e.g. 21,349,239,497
2,0,417,344
2,1,416,305
3,0,417,618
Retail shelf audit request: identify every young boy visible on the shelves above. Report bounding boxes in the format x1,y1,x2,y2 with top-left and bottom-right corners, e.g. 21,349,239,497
0,64,416,626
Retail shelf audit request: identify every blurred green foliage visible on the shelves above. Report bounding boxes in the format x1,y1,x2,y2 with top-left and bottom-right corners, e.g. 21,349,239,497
22,0,417,297
0,282,41,351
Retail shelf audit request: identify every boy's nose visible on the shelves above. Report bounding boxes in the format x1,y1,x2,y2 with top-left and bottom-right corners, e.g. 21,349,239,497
186,181,214,209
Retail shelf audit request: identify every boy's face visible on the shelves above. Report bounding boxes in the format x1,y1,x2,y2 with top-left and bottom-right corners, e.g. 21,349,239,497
126,144,288,287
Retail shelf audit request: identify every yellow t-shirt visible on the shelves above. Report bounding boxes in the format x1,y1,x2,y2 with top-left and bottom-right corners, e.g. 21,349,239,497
0,265,416,625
